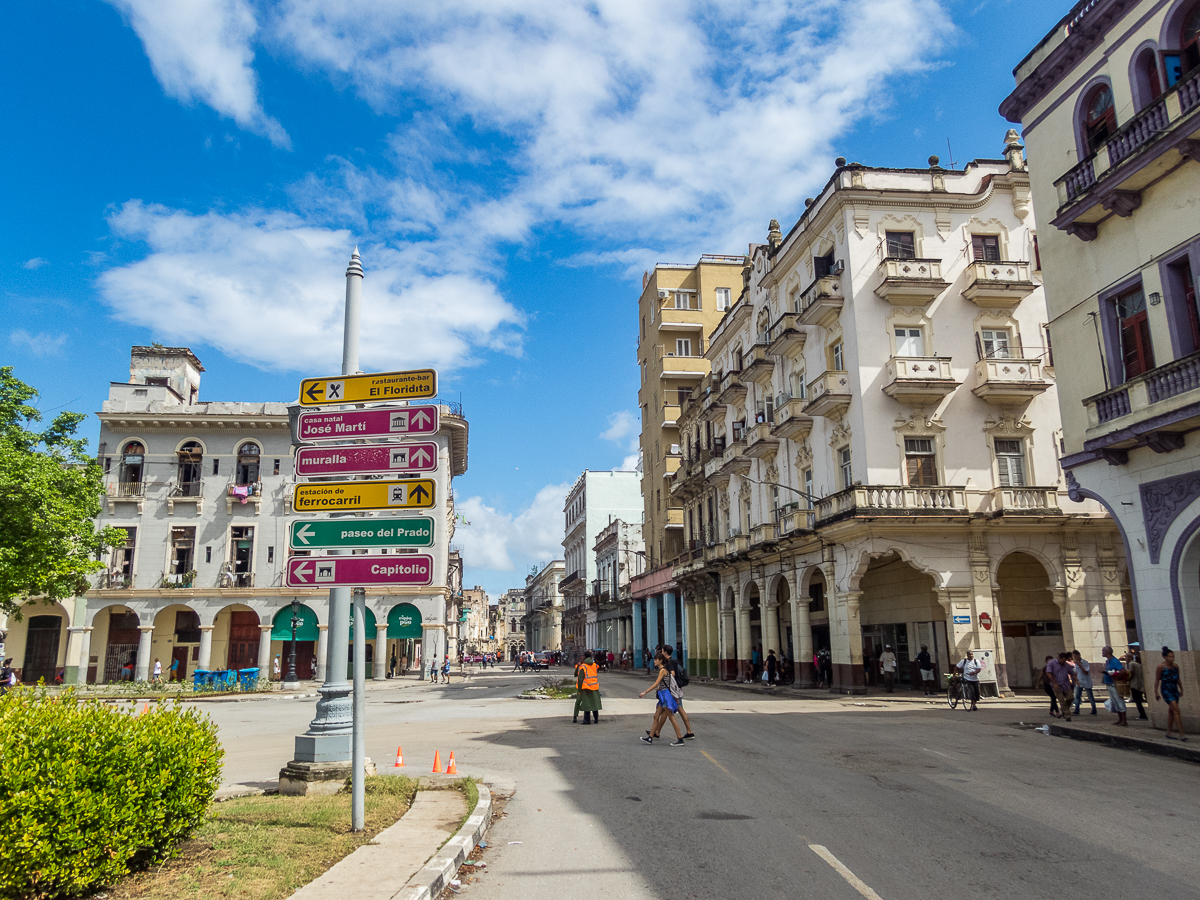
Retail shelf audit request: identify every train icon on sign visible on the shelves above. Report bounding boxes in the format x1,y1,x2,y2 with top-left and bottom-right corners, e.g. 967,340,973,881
389,485,408,505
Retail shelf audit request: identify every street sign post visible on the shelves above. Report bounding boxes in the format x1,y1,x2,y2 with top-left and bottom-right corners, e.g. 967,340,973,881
295,405,439,443
298,368,437,406
289,517,435,550
295,441,438,477
293,479,435,512
285,554,435,588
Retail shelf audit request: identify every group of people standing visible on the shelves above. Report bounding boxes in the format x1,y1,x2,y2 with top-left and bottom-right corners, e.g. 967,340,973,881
1036,646,1186,738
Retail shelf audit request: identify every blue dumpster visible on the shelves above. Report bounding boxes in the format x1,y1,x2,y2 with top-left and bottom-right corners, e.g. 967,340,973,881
209,669,235,689
191,670,212,689
238,668,260,690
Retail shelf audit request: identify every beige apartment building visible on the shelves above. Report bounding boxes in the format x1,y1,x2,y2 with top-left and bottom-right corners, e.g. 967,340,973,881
632,256,746,666
670,144,1130,692
1001,0,1200,728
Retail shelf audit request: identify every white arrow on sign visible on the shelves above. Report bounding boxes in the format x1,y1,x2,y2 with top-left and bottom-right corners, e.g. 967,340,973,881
411,447,432,466
295,524,316,546
293,561,313,583
412,409,432,428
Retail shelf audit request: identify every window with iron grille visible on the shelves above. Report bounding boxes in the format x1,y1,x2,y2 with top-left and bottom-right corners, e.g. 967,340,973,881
904,438,937,486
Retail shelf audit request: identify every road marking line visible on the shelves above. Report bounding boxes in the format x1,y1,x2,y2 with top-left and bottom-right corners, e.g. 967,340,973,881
808,845,884,899
700,750,731,775
922,747,951,758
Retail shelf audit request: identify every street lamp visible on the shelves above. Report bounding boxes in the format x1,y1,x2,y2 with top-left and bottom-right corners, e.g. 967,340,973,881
283,598,301,688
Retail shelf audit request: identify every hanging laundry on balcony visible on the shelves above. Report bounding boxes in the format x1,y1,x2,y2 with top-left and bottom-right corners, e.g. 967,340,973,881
231,484,252,503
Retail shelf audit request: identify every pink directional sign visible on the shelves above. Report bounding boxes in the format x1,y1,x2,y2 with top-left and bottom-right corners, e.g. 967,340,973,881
295,405,439,443
295,441,438,476
285,555,435,588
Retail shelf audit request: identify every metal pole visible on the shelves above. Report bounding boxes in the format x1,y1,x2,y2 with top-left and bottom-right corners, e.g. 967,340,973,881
352,588,366,831
296,247,361,790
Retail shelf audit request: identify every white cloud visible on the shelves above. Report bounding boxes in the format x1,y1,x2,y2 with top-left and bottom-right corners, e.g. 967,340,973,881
601,410,638,445
97,201,524,374
268,0,953,252
22,257,47,269
10,330,67,357
601,410,641,471
455,483,570,572
106,0,289,147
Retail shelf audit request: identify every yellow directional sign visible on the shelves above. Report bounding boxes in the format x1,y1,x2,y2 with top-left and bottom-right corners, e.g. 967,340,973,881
298,368,437,407
293,479,436,512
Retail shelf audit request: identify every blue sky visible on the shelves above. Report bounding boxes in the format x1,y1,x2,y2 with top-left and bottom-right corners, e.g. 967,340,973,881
1,0,1065,599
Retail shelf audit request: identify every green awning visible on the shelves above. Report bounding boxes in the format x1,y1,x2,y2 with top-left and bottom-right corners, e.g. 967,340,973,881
388,603,423,639
271,604,318,641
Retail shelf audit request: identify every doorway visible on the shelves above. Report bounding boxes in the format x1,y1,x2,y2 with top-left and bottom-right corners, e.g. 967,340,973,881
22,615,62,684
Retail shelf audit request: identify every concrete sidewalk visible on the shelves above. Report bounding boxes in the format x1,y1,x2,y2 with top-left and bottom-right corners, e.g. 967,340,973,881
287,789,465,900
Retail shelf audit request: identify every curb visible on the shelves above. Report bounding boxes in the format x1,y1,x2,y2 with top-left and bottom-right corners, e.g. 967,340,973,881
1048,723,1200,764
395,782,493,900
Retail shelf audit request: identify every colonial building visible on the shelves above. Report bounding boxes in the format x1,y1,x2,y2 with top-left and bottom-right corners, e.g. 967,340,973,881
668,144,1129,693
495,588,526,659
459,585,492,655
633,256,746,669
560,469,641,658
523,560,564,653
1001,0,1200,727
591,518,644,653
2,346,468,685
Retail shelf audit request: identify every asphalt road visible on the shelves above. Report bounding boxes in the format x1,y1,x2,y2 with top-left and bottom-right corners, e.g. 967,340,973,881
203,667,1199,899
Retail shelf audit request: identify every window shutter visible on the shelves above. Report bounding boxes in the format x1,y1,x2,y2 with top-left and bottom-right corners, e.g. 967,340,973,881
975,333,984,361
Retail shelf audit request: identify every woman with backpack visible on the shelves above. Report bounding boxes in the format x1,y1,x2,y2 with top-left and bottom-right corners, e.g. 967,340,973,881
639,652,686,746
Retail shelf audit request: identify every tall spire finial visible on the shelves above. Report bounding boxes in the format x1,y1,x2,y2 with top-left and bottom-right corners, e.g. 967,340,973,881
347,245,363,278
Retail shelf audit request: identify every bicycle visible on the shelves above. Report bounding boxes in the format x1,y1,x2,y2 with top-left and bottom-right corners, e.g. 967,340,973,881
946,673,970,710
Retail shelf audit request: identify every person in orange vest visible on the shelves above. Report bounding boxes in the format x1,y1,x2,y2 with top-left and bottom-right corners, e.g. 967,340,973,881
575,651,602,724
572,656,584,723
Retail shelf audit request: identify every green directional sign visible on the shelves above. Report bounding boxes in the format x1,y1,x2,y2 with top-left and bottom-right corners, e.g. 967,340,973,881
288,517,435,550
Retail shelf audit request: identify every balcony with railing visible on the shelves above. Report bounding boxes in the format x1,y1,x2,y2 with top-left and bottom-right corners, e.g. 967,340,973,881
724,528,750,555
167,479,204,514
961,260,1036,308
745,422,779,459
108,480,146,498
750,522,778,546
1052,68,1200,238
971,357,1050,406
1083,350,1200,455
97,571,135,590
767,312,806,358
796,275,844,329
771,396,813,441
775,503,815,534
815,485,970,524
988,487,1063,515
226,480,264,514
716,371,748,405
875,258,949,305
718,437,751,477
742,340,775,386
882,356,959,406
804,370,852,418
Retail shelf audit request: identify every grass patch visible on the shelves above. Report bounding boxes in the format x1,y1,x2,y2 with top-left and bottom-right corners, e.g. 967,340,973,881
522,676,576,700
455,777,480,818
102,776,417,900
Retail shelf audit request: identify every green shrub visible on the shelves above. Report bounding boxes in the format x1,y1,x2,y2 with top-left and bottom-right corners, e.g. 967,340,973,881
0,689,224,898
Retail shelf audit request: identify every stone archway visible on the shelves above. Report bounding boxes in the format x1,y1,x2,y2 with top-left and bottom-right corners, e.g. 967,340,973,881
11,601,71,684
995,551,1062,689
153,603,202,682
213,604,260,671
857,552,943,692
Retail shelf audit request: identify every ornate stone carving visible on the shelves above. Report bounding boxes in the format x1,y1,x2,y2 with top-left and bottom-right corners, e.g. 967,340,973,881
893,414,945,436
852,205,870,237
795,441,813,469
1141,471,1200,563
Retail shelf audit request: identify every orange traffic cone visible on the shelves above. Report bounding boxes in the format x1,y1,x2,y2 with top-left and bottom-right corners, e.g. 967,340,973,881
142,702,150,715
395,746,405,768
446,752,457,775
432,750,443,773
